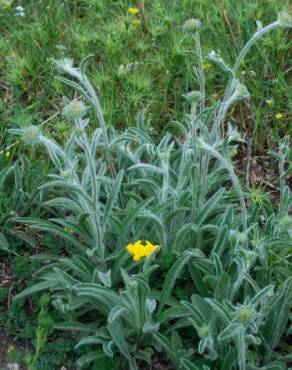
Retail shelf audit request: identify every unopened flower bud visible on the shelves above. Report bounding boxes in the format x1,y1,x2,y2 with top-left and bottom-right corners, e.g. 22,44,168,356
54,58,77,75
23,125,41,145
238,306,254,324
229,80,250,103
183,18,201,32
277,11,292,27
62,100,88,120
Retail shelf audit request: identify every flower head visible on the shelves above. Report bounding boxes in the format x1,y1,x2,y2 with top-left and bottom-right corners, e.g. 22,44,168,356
62,99,88,120
203,63,212,70
5,151,11,158
128,7,139,15
237,306,254,324
275,112,284,120
183,18,201,32
126,240,159,261
23,125,41,145
54,58,78,76
265,99,273,106
277,11,292,28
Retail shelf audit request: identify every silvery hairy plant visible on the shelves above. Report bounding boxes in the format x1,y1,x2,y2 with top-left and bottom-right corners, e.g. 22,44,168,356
11,12,292,370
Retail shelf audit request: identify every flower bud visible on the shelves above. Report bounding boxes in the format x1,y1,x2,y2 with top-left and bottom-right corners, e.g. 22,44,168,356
229,80,250,103
183,18,201,32
62,100,88,120
277,11,292,27
54,58,76,75
238,306,254,324
23,125,41,145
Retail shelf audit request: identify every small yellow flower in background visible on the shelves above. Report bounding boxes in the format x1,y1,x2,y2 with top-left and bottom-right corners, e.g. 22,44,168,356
5,151,11,158
275,113,284,120
132,19,141,27
128,7,139,15
126,240,159,261
203,63,212,70
265,99,273,106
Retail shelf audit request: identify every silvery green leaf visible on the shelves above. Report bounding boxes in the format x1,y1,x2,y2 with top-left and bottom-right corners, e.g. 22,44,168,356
135,348,154,364
250,285,274,307
208,50,232,74
158,251,195,315
77,351,106,367
98,270,112,288
218,323,242,341
13,280,58,301
142,321,160,333
181,358,201,370
256,20,263,31
102,340,114,357
75,335,104,349
107,322,131,360
0,232,19,256
204,298,232,323
108,305,127,324
153,332,179,368
54,322,97,333
146,299,157,314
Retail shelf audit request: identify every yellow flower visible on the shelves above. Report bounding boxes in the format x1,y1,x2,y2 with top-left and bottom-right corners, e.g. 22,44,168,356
126,240,159,261
132,19,141,27
5,151,11,158
128,7,139,15
275,113,284,120
203,63,212,70
265,99,273,106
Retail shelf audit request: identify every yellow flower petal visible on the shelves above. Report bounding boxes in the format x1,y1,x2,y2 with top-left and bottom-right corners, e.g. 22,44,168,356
128,7,139,15
275,113,284,120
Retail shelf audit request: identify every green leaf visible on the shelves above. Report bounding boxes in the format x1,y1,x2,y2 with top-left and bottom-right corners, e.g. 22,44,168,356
43,197,82,214
103,170,124,231
55,322,97,333
211,225,229,257
204,298,232,324
13,280,57,301
0,232,19,256
181,358,201,370
215,272,230,302
219,323,242,341
13,217,85,250
77,351,106,368
107,321,131,360
221,347,235,370
250,285,273,307
153,332,178,368
75,335,105,349
143,321,160,333
158,306,190,323
196,188,225,225
158,251,194,315
98,270,112,287
189,260,209,297
108,305,127,324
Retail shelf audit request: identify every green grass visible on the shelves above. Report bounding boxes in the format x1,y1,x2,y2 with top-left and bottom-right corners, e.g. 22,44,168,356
0,0,291,148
